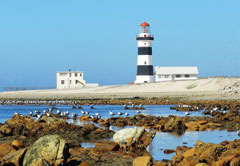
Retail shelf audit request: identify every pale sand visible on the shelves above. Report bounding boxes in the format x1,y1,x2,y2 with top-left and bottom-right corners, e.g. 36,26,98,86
0,77,240,100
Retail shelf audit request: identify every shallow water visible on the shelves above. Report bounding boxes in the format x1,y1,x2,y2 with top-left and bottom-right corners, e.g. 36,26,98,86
0,104,239,161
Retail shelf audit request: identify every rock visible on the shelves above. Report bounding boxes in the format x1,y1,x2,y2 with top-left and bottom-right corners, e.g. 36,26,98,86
133,156,152,166
0,125,13,136
164,117,186,134
23,135,69,166
182,147,196,158
1,148,27,166
163,149,175,154
195,163,209,166
113,127,156,152
94,140,119,152
12,140,25,149
0,144,16,159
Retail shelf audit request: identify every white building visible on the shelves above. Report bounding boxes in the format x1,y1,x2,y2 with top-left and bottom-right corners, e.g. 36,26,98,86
57,71,86,89
155,67,198,82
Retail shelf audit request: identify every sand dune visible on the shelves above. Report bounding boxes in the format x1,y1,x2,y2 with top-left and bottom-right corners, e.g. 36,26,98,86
0,77,240,100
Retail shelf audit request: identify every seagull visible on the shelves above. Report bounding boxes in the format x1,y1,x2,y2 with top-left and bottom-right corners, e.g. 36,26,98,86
48,108,52,113
81,110,85,115
125,112,129,117
90,104,95,109
185,112,190,116
85,111,89,115
136,110,141,114
109,110,115,117
14,112,19,115
29,111,33,116
72,112,77,119
118,112,123,117
56,110,61,114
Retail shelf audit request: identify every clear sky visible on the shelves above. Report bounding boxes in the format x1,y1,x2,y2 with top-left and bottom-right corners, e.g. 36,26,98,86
0,1,240,91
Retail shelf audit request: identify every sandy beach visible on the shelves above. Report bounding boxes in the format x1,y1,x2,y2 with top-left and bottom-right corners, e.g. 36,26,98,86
0,77,240,100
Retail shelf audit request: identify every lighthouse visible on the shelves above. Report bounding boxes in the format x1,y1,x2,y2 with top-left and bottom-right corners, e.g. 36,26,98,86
135,22,154,84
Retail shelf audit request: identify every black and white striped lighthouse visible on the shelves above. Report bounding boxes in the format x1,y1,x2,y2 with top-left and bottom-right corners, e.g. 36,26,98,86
135,22,154,83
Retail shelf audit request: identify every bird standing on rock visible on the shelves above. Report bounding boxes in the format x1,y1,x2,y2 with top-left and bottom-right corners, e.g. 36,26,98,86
125,112,129,117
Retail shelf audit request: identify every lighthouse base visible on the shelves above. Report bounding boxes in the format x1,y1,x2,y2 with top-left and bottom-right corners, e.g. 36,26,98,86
135,76,154,84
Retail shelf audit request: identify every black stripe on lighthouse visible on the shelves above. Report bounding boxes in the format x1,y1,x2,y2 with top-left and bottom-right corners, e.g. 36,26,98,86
138,47,152,55
137,65,153,75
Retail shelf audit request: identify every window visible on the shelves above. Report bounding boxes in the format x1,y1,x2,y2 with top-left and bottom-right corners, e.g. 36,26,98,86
75,73,78,77
59,73,67,76
70,80,72,84
80,73,82,77
61,80,65,84
144,61,147,65
75,80,78,84
185,74,190,78
165,75,169,78
69,73,72,77
144,42,146,45
176,74,181,78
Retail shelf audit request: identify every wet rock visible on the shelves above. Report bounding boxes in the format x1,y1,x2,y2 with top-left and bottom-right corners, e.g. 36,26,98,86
23,135,69,166
94,140,119,152
163,149,175,154
0,144,16,159
113,127,156,152
1,148,26,166
195,164,209,166
133,156,152,166
11,140,25,149
163,117,186,134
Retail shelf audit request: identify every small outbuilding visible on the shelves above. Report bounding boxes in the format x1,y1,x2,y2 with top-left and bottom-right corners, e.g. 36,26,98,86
56,71,98,89
155,66,198,82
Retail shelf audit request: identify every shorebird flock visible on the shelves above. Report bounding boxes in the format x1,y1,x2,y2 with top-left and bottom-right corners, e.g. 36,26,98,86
13,104,144,121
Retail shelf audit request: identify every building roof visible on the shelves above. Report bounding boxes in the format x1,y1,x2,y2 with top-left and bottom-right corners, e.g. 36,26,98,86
57,71,83,73
155,67,198,75
140,22,149,27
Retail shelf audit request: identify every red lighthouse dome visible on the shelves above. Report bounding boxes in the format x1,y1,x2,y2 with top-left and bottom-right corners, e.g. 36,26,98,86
140,22,150,26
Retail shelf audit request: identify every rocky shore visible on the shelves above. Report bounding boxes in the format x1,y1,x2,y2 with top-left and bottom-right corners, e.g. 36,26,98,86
0,99,240,165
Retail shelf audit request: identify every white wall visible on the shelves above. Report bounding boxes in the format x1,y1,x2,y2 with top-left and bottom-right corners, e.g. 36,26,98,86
137,56,152,65
57,72,86,89
135,76,154,84
156,74,197,82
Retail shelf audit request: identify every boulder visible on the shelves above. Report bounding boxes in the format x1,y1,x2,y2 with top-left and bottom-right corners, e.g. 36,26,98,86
94,140,119,152
23,135,69,166
132,156,152,166
1,148,26,166
113,127,156,152
0,125,13,136
0,144,16,159
12,140,25,149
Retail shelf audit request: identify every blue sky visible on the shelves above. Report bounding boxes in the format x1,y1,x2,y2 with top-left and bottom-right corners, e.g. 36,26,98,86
0,1,240,91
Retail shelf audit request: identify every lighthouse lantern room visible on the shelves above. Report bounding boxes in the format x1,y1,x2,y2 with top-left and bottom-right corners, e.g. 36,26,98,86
135,22,154,84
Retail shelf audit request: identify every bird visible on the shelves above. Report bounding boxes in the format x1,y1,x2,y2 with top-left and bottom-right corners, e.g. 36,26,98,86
125,112,129,117
56,110,61,114
81,110,85,115
185,112,190,116
29,111,33,116
85,111,89,115
90,104,95,109
136,110,141,114
48,108,52,113
36,114,42,120
118,112,123,117
14,112,19,115
72,112,77,119
46,113,50,117
109,110,115,117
